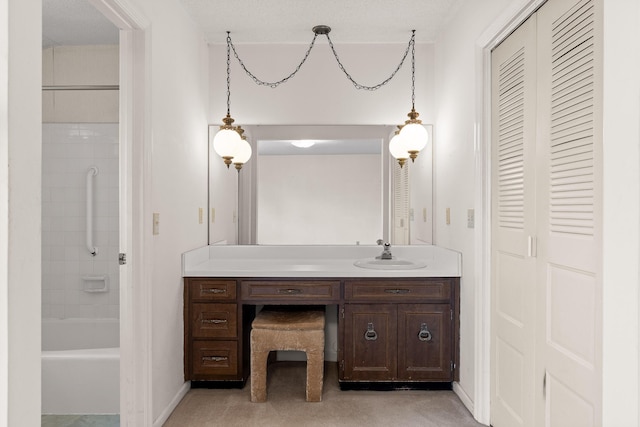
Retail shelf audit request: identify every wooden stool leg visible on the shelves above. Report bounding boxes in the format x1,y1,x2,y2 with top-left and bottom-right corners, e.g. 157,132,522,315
250,348,270,403
305,348,324,402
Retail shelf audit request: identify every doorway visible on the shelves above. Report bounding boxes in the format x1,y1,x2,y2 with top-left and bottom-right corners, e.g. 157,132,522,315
41,0,150,425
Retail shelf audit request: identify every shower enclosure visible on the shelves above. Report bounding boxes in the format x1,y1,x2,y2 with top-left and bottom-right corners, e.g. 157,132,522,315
41,122,120,414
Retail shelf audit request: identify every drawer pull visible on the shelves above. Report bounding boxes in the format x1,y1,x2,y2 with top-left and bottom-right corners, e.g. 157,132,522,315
364,322,378,341
202,288,226,294
201,318,228,324
277,288,303,295
384,289,410,294
202,356,228,362
418,323,432,342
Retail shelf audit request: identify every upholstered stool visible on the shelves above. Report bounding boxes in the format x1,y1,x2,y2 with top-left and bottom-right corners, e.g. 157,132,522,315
250,306,325,402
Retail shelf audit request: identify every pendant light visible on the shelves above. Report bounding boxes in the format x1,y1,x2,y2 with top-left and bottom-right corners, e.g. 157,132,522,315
389,126,409,168
212,31,249,169
398,30,428,163
233,126,252,171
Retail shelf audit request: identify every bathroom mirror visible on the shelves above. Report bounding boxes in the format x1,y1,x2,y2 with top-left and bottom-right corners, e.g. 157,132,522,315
208,125,433,246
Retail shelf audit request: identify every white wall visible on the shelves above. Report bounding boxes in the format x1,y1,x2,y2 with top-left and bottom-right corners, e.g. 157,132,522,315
209,43,434,126
131,1,210,423
3,0,42,425
0,0,7,421
433,0,516,408
602,0,640,424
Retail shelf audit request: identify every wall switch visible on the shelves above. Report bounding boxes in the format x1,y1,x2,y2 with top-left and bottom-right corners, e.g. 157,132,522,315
467,209,475,228
446,208,451,225
152,213,160,235
233,209,237,224
198,208,203,224
211,208,215,223
423,207,427,222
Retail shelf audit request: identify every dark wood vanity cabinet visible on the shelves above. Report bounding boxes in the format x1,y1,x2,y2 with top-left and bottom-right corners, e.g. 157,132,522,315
184,276,459,387
340,278,459,385
183,278,252,383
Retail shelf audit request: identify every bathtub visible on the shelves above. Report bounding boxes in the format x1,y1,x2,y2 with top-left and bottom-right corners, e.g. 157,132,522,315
42,318,120,414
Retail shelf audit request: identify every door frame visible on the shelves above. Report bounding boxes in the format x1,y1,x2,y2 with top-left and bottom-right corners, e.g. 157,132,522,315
472,0,547,424
88,1,151,425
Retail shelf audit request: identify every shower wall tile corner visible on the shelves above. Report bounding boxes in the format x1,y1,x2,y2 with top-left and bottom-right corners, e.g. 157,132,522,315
42,123,119,319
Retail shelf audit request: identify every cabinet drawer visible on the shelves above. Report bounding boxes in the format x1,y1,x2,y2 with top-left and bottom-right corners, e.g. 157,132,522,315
191,340,238,377
240,280,340,302
188,279,236,301
344,279,451,302
191,303,237,338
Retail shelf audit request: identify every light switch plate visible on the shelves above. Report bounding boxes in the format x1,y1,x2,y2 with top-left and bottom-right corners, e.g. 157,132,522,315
198,208,203,224
152,213,160,235
467,209,475,228
446,207,451,225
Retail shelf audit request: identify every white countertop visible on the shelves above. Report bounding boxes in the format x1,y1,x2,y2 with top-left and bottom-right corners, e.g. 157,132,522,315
182,245,461,278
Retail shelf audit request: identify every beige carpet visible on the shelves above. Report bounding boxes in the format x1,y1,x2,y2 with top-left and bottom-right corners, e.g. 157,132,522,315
164,362,485,427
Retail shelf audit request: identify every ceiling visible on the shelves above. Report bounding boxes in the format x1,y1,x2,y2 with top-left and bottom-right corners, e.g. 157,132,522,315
42,0,119,47
43,0,463,47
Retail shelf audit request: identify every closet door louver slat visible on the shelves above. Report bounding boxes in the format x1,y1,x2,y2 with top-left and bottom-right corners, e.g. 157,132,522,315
549,0,595,237
497,48,526,230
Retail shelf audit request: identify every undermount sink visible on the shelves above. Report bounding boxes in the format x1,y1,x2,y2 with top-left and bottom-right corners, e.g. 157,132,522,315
353,258,427,270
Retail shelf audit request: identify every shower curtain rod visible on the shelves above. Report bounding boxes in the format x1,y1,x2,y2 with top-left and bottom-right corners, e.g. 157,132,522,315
42,85,119,91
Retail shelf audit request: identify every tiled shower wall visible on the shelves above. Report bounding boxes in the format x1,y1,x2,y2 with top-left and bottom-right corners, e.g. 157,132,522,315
42,123,119,319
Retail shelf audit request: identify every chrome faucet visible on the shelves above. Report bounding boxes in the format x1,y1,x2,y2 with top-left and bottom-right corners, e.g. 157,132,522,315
376,242,393,260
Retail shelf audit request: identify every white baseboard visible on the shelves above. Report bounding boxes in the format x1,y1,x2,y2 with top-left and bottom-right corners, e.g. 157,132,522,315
453,381,475,418
153,381,191,427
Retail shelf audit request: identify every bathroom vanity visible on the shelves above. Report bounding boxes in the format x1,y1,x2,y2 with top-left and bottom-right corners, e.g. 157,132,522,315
182,245,461,389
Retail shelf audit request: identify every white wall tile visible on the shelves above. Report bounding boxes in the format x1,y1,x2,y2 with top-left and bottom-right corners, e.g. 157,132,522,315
42,123,119,319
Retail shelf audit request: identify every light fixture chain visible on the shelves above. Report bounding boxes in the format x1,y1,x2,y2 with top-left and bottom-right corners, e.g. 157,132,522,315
226,32,232,116
410,30,416,110
228,33,320,88
325,32,414,91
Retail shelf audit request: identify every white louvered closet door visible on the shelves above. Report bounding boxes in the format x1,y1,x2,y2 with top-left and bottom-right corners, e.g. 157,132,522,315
491,0,603,426
490,14,538,427
536,0,602,425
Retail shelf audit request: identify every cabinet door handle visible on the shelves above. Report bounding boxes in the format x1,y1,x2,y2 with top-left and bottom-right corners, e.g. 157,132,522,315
364,322,378,341
418,323,432,342
384,289,410,294
202,356,228,362
277,288,303,295
202,288,226,294
201,318,228,324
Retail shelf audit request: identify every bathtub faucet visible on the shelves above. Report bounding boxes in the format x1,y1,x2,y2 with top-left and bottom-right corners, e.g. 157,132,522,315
376,242,393,260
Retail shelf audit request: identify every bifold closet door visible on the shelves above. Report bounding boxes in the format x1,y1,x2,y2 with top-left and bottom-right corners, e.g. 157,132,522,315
491,0,603,426
490,14,538,427
536,0,602,425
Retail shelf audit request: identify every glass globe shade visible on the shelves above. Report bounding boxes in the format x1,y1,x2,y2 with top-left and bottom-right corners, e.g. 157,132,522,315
212,128,241,158
233,139,252,164
389,133,409,159
399,123,428,152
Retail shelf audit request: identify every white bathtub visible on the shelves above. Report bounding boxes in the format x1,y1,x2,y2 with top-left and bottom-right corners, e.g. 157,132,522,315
42,318,120,414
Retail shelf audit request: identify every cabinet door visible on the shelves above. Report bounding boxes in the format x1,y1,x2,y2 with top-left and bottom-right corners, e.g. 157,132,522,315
343,304,397,381
398,304,452,381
